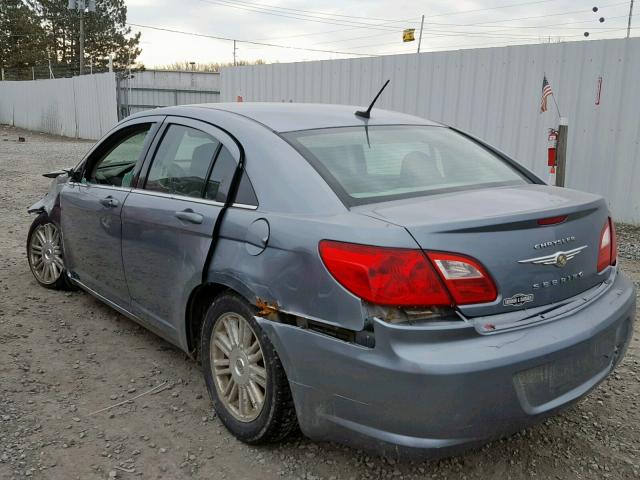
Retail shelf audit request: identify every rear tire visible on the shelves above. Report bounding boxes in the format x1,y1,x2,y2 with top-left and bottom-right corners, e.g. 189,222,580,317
26,213,74,290
201,293,298,444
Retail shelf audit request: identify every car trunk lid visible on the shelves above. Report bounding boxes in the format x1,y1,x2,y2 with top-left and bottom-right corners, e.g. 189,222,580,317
355,184,611,316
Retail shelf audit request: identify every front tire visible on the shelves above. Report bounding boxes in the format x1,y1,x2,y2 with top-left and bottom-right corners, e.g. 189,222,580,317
27,213,73,290
201,293,297,444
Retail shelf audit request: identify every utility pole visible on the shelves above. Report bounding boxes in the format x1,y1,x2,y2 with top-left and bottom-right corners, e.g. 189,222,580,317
233,40,237,66
79,7,84,75
628,0,635,38
556,117,569,187
417,15,424,53
68,0,95,76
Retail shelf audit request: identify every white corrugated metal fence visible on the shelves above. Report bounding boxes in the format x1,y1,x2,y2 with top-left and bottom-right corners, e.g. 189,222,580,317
221,38,640,224
118,70,220,117
0,72,117,140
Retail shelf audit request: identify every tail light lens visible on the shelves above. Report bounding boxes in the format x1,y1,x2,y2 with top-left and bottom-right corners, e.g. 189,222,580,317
611,220,618,265
597,217,617,272
428,252,498,305
318,241,451,307
319,240,497,307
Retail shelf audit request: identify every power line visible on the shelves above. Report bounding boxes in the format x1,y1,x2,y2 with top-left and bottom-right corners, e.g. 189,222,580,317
385,25,631,54
197,0,422,24
194,0,581,33
423,0,586,18
429,1,629,26
249,0,630,47
127,23,380,57
253,19,418,42
201,0,561,24
309,4,630,47
194,0,416,31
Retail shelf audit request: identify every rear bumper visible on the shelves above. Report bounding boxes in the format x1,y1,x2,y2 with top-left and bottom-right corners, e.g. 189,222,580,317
258,270,635,458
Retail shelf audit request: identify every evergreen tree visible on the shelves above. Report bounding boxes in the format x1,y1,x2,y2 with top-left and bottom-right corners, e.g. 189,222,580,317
0,0,47,70
28,0,141,73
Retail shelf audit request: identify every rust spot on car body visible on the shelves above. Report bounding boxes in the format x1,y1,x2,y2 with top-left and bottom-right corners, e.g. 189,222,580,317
256,298,280,318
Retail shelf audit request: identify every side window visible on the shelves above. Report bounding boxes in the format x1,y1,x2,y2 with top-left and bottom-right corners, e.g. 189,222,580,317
145,125,220,198
85,125,152,186
205,146,258,206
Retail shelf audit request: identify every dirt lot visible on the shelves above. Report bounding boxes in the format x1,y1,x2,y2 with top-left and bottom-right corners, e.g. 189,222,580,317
1,124,639,480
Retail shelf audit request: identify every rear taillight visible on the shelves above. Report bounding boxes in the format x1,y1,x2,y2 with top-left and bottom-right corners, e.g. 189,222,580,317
318,240,497,307
428,252,498,305
318,241,451,307
597,217,617,272
611,220,618,265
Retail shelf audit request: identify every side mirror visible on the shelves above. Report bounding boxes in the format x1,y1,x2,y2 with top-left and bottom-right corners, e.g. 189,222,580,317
42,168,83,182
43,169,70,179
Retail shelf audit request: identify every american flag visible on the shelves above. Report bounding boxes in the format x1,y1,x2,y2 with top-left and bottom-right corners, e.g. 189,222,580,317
540,75,553,113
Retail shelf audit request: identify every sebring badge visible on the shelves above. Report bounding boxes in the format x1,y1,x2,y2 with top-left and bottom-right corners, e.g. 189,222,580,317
518,246,587,268
503,293,534,307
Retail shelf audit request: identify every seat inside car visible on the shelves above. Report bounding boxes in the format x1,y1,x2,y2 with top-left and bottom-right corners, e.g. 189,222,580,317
401,151,443,187
191,143,217,180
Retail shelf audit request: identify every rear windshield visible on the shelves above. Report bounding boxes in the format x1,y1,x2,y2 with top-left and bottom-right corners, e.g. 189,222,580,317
283,125,530,205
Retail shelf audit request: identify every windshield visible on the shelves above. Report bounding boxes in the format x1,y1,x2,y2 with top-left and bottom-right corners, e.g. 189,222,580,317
283,125,530,205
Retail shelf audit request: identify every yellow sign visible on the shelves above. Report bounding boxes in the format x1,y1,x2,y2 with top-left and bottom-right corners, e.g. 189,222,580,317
403,29,415,42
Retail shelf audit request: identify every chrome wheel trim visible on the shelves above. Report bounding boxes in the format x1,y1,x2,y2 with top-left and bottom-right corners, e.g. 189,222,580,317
211,312,267,422
29,222,64,285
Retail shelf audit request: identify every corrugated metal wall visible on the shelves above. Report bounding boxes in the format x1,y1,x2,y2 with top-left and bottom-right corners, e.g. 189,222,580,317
221,38,640,224
0,73,117,139
119,70,220,116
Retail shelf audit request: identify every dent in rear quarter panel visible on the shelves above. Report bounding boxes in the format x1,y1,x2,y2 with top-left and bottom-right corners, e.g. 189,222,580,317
203,208,418,332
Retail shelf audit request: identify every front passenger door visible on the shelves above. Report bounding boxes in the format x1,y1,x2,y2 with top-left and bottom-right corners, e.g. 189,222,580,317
60,119,159,307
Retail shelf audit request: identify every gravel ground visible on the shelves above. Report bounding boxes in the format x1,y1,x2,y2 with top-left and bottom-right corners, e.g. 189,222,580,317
617,224,640,263
1,124,639,480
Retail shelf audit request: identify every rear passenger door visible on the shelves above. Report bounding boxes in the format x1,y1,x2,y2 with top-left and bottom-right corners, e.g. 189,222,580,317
120,117,257,339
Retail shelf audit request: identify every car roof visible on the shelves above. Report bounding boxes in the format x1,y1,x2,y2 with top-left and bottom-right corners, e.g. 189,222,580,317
143,102,442,133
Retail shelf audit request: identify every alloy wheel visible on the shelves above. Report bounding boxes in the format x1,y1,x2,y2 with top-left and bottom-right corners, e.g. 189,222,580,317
29,222,64,285
211,312,267,422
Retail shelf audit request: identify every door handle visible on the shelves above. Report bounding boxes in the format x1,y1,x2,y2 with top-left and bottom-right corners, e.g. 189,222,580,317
99,196,119,208
175,209,204,224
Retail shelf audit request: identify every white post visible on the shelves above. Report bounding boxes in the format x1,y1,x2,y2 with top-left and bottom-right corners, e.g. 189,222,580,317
417,15,425,53
108,55,113,73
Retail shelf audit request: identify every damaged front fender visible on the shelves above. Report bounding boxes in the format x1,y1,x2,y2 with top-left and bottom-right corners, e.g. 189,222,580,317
28,172,70,215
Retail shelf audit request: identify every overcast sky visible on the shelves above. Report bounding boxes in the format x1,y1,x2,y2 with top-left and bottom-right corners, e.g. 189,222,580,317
125,0,635,67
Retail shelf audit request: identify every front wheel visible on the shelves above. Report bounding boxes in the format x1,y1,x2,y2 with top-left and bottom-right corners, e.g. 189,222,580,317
27,214,74,290
201,293,298,444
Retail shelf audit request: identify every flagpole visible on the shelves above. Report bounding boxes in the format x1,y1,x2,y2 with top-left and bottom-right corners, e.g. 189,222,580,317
551,93,561,118
544,72,562,118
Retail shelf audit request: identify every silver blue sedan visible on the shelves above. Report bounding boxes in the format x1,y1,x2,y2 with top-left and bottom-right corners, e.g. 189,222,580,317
26,103,635,457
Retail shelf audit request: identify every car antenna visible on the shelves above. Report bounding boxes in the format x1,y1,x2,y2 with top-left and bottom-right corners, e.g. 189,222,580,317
355,79,390,119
